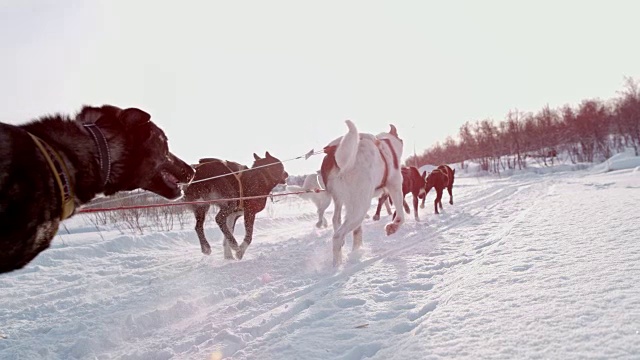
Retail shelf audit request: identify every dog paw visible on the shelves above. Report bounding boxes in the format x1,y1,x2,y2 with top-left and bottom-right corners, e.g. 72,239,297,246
420,204,425,209
236,242,249,260
333,257,342,267
385,222,400,236
372,214,380,221
228,241,240,252
449,200,453,205
201,244,212,255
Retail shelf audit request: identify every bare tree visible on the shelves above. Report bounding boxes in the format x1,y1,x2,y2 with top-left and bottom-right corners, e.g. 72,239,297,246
613,76,640,155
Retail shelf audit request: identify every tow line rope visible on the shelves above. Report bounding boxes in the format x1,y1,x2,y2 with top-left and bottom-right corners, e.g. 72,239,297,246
79,149,325,213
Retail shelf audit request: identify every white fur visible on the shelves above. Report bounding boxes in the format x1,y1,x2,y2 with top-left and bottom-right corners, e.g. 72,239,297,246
287,172,332,228
324,120,405,266
334,120,359,171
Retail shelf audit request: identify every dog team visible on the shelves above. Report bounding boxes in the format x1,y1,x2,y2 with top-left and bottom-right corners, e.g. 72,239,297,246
0,105,454,273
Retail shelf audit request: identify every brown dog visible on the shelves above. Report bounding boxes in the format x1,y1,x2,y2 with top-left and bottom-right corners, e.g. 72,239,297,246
422,164,455,214
184,152,288,260
373,166,427,221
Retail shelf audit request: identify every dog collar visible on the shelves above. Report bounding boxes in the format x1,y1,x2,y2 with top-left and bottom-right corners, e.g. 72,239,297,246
28,133,75,220
83,123,111,187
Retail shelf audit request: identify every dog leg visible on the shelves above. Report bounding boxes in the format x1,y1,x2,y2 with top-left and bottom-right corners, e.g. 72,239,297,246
333,219,364,267
193,205,212,255
223,212,242,259
315,196,330,228
384,198,393,215
332,198,343,232
332,234,345,267
402,199,411,214
385,186,405,235
216,208,240,255
331,198,345,266
420,196,426,209
332,200,368,266
434,189,443,214
447,185,453,205
223,238,234,259
352,225,363,251
318,195,331,228
372,194,388,221
236,211,256,260
412,194,420,221
315,202,325,228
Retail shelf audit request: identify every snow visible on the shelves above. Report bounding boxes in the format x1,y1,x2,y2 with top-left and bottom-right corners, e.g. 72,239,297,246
2,154,640,359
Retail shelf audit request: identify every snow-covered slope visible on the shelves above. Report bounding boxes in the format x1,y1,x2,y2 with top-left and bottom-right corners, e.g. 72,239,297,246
1,155,640,359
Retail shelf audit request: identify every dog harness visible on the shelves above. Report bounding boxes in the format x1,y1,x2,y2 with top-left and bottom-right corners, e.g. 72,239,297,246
194,159,246,210
221,161,245,210
28,133,75,220
434,167,450,184
375,138,399,191
321,137,399,191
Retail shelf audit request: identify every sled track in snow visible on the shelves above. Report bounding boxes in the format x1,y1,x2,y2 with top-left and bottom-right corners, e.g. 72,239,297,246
198,177,548,358
0,176,551,359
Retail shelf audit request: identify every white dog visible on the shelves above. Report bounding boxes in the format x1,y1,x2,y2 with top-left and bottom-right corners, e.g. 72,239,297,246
288,171,393,228
320,120,405,266
287,172,332,228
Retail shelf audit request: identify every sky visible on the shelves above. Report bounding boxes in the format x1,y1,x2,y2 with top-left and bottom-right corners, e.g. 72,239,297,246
1,154,640,359
1,0,639,175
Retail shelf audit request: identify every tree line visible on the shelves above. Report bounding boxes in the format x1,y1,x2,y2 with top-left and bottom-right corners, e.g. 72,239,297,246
405,77,640,173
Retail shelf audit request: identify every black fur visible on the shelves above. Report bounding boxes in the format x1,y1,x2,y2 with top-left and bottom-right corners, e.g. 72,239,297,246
0,105,195,274
183,152,288,259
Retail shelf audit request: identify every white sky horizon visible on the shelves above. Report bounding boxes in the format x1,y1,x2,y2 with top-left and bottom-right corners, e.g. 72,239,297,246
1,0,639,175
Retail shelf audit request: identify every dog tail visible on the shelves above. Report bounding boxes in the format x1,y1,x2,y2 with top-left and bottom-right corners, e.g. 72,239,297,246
334,120,359,173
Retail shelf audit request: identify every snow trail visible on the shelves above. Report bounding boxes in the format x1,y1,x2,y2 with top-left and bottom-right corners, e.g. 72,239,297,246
1,164,640,359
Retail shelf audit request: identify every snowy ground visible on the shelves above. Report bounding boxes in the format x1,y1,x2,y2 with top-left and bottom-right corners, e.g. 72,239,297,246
1,155,640,360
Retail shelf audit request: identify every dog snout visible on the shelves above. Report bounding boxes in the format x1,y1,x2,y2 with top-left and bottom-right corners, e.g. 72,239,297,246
169,152,196,183
281,171,289,184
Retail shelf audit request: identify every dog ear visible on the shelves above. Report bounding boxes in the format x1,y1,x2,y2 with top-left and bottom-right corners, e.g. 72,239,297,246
453,168,456,175
120,108,151,126
265,151,272,158
253,153,262,161
78,105,106,124
120,108,153,140
389,124,398,137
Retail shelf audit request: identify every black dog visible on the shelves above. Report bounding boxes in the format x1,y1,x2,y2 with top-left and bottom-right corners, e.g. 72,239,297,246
422,164,455,214
183,152,288,260
0,105,195,274
373,166,427,221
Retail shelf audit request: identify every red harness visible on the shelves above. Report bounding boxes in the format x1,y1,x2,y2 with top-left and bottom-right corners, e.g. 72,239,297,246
321,137,400,191
375,138,399,190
